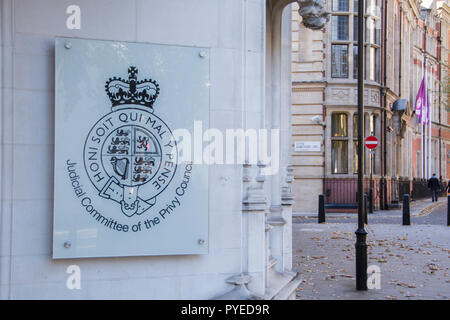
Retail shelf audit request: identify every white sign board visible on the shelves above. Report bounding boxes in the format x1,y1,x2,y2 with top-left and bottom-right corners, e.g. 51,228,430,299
294,141,322,152
53,37,209,259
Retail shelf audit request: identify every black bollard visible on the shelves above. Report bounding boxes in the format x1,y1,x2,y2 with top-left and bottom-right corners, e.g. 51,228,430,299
318,194,325,224
364,193,368,224
447,195,449,227
402,194,410,226
369,188,374,214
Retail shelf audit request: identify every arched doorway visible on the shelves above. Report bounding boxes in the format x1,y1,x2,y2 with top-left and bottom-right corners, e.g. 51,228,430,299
238,0,328,299
216,0,328,300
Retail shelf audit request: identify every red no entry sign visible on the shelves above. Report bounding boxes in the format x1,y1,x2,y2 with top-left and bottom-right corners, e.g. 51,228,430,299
365,136,378,149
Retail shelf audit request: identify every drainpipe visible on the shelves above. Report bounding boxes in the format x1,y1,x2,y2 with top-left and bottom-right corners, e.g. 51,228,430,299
399,4,402,96
381,0,388,209
438,21,442,179
323,106,326,200
424,25,427,179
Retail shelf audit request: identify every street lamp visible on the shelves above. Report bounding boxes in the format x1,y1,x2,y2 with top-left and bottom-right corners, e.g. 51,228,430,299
356,0,368,291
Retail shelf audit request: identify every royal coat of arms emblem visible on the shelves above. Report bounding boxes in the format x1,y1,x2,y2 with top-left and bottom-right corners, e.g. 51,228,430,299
83,66,178,217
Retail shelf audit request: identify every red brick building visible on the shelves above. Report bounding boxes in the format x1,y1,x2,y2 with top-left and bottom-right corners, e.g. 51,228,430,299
291,0,450,213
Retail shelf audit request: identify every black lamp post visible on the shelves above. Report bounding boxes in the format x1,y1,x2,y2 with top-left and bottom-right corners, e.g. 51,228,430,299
355,0,368,291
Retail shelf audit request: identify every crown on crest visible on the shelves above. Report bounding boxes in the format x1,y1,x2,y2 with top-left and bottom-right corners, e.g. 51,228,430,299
105,66,160,110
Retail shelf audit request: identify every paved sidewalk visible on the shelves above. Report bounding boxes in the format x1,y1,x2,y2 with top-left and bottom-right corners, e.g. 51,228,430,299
293,197,447,222
292,202,450,299
293,223,449,300
374,197,446,217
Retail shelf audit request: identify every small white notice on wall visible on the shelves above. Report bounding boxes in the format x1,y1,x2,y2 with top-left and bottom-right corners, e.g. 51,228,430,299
294,141,321,152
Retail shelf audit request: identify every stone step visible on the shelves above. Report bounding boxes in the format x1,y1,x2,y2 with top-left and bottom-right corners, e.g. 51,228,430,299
264,270,299,300
268,256,277,270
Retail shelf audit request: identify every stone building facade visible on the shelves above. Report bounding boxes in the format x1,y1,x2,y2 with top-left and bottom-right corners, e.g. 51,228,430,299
291,0,449,213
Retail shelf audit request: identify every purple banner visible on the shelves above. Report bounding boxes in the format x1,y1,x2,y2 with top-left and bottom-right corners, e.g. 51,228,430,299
414,76,429,124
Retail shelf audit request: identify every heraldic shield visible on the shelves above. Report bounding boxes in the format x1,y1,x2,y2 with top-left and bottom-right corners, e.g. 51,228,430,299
83,66,178,218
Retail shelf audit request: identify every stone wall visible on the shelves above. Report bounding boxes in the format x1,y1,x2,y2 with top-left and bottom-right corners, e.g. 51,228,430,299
0,0,267,299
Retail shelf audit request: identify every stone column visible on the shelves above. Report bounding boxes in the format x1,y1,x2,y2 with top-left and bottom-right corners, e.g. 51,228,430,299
242,163,268,296
268,4,287,274
375,114,381,175
220,163,268,300
279,4,294,272
281,166,294,271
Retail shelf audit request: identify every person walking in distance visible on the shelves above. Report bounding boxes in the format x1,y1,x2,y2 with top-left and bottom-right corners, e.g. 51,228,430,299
428,173,440,202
